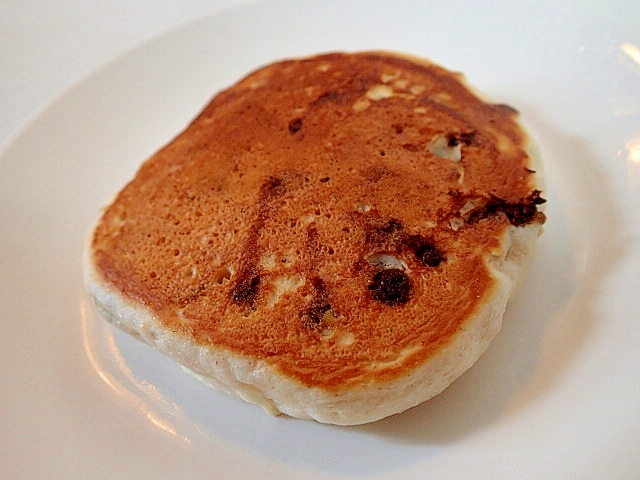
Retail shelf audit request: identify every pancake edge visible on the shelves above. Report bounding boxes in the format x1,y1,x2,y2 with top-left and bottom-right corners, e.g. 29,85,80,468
83,217,541,425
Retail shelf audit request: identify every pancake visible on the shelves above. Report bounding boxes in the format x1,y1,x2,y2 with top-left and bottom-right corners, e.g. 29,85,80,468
84,51,546,425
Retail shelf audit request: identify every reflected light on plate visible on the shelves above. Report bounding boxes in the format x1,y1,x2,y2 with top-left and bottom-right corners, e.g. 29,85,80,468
627,136,640,165
80,297,192,445
625,135,640,189
620,42,640,65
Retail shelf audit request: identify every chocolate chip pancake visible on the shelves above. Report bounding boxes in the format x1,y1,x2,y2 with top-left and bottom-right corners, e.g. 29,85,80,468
84,51,545,425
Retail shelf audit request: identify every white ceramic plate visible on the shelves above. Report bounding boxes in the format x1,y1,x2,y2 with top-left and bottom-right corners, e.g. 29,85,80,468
1,0,639,478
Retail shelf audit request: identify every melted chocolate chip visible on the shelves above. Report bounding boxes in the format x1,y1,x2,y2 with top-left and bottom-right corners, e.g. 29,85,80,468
502,202,537,226
530,190,547,205
404,235,445,267
230,275,260,305
368,269,411,305
288,118,303,134
467,190,546,227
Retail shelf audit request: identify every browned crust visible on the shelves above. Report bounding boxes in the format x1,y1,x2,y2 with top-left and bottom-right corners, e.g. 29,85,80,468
90,52,544,389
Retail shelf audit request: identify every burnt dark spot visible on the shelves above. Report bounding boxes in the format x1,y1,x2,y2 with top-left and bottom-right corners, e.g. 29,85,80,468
525,167,536,174
303,303,332,326
320,176,330,183
402,143,420,152
379,219,403,235
368,269,411,305
404,235,445,267
306,226,319,243
467,190,546,227
380,150,386,156
288,117,303,134
302,276,334,328
230,275,260,305
459,131,477,145
353,258,367,272
311,90,343,107
447,131,476,147
310,276,326,292
393,124,404,134
365,166,386,182
366,218,404,246
260,176,286,199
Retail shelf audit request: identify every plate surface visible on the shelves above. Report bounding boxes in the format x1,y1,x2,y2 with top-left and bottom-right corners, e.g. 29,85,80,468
1,0,639,478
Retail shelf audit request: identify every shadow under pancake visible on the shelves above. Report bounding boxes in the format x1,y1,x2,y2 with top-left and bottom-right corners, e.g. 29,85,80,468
83,112,633,476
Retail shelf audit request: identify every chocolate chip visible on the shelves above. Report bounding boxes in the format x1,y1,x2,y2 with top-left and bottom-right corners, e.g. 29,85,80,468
467,190,546,227
230,275,260,305
319,176,330,183
288,118,303,134
368,269,411,305
530,190,547,205
416,244,444,267
447,135,460,147
502,203,536,226
404,235,445,267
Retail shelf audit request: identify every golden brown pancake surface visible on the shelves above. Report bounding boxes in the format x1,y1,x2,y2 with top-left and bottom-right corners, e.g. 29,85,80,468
91,52,545,389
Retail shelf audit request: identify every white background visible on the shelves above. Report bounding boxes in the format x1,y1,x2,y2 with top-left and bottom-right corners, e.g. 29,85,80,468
1,0,638,149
